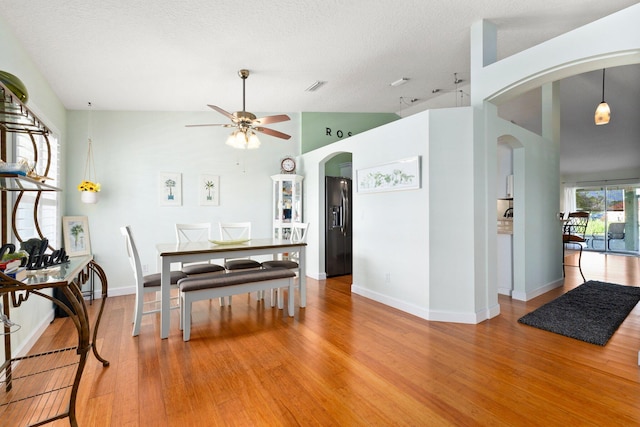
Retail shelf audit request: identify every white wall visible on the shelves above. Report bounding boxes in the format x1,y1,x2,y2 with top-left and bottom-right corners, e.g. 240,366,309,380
302,109,491,323
65,110,300,296
471,5,640,302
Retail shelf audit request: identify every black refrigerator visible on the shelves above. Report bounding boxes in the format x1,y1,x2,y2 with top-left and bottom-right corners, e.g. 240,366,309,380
325,176,352,277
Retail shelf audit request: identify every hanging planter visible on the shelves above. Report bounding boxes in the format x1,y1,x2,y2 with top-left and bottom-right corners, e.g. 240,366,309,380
80,189,99,204
78,102,101,204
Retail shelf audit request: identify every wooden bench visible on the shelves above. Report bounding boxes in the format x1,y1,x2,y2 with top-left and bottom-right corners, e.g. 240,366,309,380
178,268,296,341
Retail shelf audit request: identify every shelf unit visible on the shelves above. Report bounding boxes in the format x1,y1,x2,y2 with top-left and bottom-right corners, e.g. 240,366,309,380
271,174,303,240
0,257,109,426
0,81,50,136
0,173,61,192
1,79,109,425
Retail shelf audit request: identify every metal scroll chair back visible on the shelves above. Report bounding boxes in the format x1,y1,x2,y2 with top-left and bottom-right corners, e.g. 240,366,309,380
562,212,589,281
563,212,589,242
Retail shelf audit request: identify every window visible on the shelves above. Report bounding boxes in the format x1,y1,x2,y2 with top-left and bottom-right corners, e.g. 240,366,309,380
575,186,639,254
12,131,60,248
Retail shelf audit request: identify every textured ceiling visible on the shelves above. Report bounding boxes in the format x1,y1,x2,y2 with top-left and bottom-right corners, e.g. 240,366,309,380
0,1,636,112
1,1,639,177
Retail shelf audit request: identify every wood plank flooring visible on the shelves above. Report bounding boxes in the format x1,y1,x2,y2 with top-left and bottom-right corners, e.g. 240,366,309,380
27,252,640,425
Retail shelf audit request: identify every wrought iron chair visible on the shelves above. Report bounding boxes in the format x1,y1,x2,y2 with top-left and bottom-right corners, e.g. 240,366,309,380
562,212,589,282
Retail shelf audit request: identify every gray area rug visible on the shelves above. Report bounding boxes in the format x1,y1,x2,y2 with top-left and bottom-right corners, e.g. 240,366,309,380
518,281,640,346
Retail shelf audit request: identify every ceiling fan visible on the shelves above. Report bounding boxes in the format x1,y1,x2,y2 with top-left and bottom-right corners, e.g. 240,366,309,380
187,69,291,149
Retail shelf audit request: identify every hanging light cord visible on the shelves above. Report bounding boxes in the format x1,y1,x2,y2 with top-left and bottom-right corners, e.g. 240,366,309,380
601,68,606,102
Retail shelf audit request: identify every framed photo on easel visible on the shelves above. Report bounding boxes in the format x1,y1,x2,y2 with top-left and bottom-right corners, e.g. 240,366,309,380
62,216,91,257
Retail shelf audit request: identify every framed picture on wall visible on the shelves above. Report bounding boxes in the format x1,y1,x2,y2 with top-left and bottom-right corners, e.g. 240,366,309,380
356,156,421,194
199,174,220,206
159,171,182,206
62,216,91,257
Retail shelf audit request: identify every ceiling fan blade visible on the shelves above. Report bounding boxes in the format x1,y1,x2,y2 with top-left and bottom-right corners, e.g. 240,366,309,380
254,126,291,140
253,114,291,125
207,105,236,121
185,123,233,128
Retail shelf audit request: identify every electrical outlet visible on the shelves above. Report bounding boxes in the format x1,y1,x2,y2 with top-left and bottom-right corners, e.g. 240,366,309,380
385,273,391,282
142,264,149,273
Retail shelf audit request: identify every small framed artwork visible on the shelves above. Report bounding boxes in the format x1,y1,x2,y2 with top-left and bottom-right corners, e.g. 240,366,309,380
199,174,220,206
159,172,182,206
62,216,91,257
357,156,421,194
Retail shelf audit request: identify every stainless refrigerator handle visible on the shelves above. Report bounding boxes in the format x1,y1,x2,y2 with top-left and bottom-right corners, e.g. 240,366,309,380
341,185,349,236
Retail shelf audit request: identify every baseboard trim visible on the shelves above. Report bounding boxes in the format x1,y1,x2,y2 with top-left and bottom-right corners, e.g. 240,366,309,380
351,284,491,324
512,279,563,301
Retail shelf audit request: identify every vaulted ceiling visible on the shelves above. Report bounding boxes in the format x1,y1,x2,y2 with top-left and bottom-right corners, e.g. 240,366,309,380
1,1,638,177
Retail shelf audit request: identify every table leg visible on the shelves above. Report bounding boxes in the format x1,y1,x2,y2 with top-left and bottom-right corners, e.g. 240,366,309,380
299,246,306,307
160,257,171,339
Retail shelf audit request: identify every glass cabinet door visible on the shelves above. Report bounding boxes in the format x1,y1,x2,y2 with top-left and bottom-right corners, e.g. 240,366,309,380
271,174,303,239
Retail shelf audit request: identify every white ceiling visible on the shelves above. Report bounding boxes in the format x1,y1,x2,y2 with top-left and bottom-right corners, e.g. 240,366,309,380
1,1,639,177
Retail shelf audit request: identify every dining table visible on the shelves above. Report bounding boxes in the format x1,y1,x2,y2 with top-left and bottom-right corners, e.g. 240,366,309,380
156,238,307,339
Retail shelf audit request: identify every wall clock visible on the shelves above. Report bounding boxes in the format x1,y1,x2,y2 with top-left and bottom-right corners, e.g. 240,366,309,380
281,157,296,174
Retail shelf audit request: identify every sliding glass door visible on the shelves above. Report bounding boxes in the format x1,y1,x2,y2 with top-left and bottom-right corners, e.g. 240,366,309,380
575,185,639,254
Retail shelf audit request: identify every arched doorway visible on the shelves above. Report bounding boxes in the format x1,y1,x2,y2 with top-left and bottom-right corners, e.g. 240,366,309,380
323,152,353,277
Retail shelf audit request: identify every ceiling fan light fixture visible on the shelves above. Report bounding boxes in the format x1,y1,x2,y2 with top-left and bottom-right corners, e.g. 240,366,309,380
225,129,261,150
246,131,261,149
594,68,611,125
225,130,245,149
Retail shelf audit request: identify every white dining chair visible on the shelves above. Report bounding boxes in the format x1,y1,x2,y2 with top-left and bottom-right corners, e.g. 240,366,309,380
218,221,263,302
261,222,309,306
175,223,227,305
121,225,187,336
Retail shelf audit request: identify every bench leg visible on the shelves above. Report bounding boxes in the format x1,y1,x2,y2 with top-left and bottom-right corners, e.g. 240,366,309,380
183,293,192,341
179,293,184,331
288,278,294,316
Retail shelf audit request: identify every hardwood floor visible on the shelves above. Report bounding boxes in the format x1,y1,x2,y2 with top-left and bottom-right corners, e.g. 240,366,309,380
31,252,640,426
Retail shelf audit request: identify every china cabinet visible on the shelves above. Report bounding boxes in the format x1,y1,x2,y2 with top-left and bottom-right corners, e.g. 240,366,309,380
271,174,303,239
0,79,109,426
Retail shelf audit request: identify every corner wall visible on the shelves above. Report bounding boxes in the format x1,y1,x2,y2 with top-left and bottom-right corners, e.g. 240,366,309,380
302,108,491,323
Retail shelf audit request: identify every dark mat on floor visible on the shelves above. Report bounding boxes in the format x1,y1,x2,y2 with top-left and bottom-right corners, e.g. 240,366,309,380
518,281,640,346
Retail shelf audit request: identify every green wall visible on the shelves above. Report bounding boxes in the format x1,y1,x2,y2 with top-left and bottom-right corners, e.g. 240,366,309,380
301,112,398,154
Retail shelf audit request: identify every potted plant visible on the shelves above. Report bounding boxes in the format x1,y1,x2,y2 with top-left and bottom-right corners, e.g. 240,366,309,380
77,180,101,203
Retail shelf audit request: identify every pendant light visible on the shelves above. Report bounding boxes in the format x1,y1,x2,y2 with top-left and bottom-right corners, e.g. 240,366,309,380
594,69,610,125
